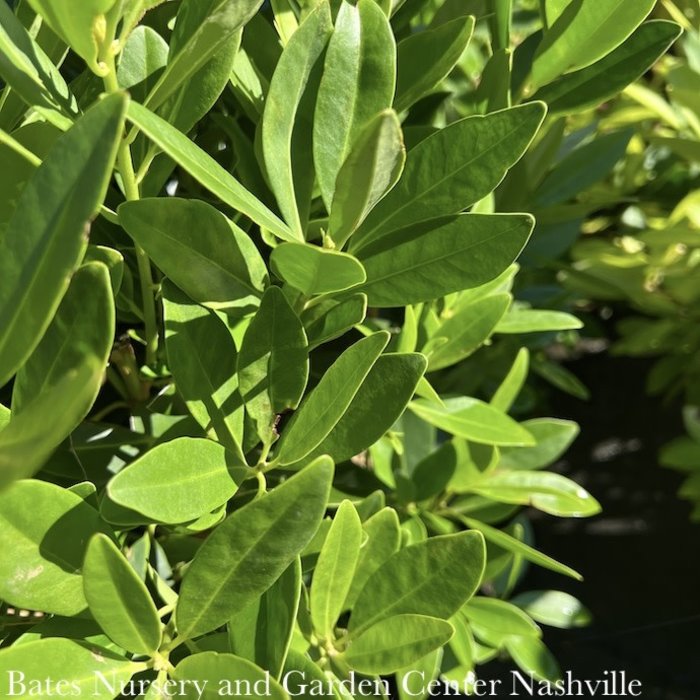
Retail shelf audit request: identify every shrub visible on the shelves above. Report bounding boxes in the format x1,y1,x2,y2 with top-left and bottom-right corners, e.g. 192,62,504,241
0,0,680,694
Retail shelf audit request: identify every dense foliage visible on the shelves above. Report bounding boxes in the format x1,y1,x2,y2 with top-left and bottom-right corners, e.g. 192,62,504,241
0,0,683,696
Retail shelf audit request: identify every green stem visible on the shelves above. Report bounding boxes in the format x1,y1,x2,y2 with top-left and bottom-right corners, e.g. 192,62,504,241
103,61,159,368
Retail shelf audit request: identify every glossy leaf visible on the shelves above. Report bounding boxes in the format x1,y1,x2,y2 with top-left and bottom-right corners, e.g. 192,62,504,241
126,101,291,241
303,294,368,349
352,103,545,249
314,0,396,209
107,437,245,524
531,0,656,90
163,282,245,456
310,500,362,636
263,3,332,237
395,16,474,112
349,531,485,634
83,534,161,654
173,652,288,700
511,590,591,629
491,348,529,413
344,614,454,675
505,635,561,682
307,353,427,463
238,286,309,443
410,397,536,447
176,456,333,638
499,419,579,470
356,214,534,307
119,198,267,309
0,93,125,388
275,332,389,465
0,480,108,615
471,471,601,517
0,639,140,698
495,308,582,334
12,262,114,414
271,243,367,295
426,294,511,371
463,596,540,647
532,21,682,114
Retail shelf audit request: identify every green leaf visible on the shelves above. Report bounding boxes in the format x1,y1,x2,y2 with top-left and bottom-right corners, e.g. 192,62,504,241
329,110,405,248
532,21,683,114
303,294,368,349
0,361,107,488
511,590,591,629
12,262,114,414
352,103,545,249
283,650,342,700
119,198,267,310
263,3,332,237
410,397,536,447
163,282,245,457
173,652,288,700
270,243,367,296
143,0,263,113
471,470,601,517
228,558,301,680
463,597,540,647
0,639,140,699
275,332,389,465
27,0,117,76
499,419,579,470
426,294,511,371
83,534,161,654
0,1,77,128
394,16,475,112
117,25,169,102
238,286,309,443
176,456,333,638
0,480,109,615
495,308,582,334
504,635,561,682
126,101,291,241
531,0,656,90
0,93,125,388
344,507,401,609
491,348,529,413
107,437,245,524
310,500,363,636
344,614,454,675
307,353,427,463
356,214,534,307
460,517,582,580
314,0,396,209
349,531,485,634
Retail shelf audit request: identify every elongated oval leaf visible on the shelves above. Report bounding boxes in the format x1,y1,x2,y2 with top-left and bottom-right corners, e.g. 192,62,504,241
395,16,475,113
0,93,125,388
0,639,140,699
263,3,332,237
275,332,389,465
12,262,114,414
352,103,545,249
329,110,406,248
163,282,245,457
356,214,534,308
174,652,288,700
410,397,535,447
314,0,396,209
471,470,601,517
83,534,161,654
119,197,267,309
310,500,363,636
499,418,579,471
303,294,368,350
176,456,333,638
0,480,109,615
349,531,485,634
126,101,291,241
271,243,366,296
107,437,245,524
238,286,309,443
531,0,656,90
511,590,591,629
344,614,454,675
491,348,529,413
